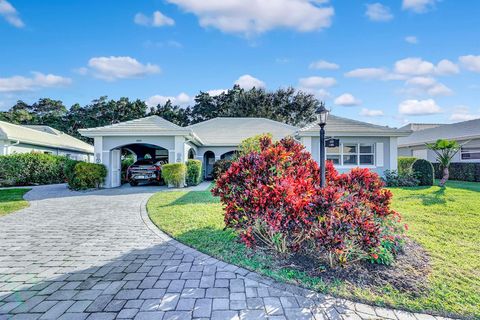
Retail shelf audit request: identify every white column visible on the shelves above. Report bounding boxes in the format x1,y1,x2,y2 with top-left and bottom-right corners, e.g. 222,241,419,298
302,137,312,154
174,136,186,163
94,136,103,164
389,137,398,171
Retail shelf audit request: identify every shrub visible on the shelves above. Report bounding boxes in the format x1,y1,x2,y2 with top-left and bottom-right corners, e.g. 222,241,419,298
433,162,480,182
237,133,272,158
398,157,417,175
186,159,202,186
68,162,107,190
383,170,419,187
63,158,80,184
162,163,186,187
212,136,406,267
212,159,233,180
0,153,72,186
412,159,434,186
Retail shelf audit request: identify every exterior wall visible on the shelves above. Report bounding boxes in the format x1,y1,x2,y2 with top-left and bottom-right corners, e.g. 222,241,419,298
196,146,238,161
399,138,480,163
1,141,92,161
306,136,393,176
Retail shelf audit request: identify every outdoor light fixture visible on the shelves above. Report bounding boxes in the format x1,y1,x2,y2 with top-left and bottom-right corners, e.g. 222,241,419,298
316,102,330,187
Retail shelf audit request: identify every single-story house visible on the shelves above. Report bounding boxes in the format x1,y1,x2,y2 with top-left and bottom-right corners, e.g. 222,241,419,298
79,115,411,188
398,118,480,163
0,120,94,161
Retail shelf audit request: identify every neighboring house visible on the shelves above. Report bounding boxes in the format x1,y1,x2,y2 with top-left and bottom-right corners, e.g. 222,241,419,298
0,120,94,161
79,115,410,188
398,118,480,163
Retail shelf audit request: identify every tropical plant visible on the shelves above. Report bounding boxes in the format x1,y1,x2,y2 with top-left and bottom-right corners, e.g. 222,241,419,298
162,163,187,188
426,139,461,186
185,159,202,186
237,133,273,158
212,159,233,180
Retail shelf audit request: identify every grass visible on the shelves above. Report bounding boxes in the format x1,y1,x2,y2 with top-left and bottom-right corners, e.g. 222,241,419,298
0,188,30,216
147,180,480,319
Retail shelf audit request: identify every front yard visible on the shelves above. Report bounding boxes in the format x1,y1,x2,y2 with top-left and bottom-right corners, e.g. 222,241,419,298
0,188,30,216
147,180,480,319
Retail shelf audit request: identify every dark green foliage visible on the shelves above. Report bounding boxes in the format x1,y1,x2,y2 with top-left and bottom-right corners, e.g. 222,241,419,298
398,157,417,175
412,159,435,186
0,153,73,186
433,162,480,182
186,159,202,186
212,159,233,180
63,158,80,184
162,163,187,187
0,86,319,142
383,170,419,187
68,162,107,190
121,155,135,183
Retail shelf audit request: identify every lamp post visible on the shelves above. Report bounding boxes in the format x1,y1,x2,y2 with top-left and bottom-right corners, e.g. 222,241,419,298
316,102,329,187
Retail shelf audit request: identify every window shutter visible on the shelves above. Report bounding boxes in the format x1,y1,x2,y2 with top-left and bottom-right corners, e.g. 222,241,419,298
376,142,384,167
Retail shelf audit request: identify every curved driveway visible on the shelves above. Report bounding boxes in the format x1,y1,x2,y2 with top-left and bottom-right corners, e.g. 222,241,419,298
0,184,448,320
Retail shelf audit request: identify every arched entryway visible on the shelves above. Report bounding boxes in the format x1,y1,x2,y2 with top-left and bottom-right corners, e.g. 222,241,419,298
188,148,196,160
110,143,169,187
203,151,215,180
220,151,237,160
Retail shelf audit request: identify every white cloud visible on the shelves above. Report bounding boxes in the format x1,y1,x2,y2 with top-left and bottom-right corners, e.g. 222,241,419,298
398,99,441,115
365,3,393,22
146,92,191,107
402,0,438,13
459,55,480,72
360,108,384,117
298,76,336,88
334,93,361,106
309,60,339,70
405,36,418,44
134,11,175,27
207,89,228,96
394,57,435,76
235,74,265,89
0,72,71,93
344,67,388,80
166,0,334,35
436,59,460,75
403,76,453,97
299,87,331,100
86,56,161,81
0,0,24,28
449,106,480,122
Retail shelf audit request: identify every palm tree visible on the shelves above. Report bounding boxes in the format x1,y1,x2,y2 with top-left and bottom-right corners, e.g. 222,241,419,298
425,139,461,187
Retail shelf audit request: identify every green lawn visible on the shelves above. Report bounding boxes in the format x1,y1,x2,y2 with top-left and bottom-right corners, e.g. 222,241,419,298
0,188,30,216
147,181,480,319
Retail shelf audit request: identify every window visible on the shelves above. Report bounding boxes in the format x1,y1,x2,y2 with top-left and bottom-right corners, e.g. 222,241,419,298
461,147,480,160
326,143,375,166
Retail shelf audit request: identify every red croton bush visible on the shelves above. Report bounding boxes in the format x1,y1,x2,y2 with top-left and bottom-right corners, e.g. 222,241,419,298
212,136,406,267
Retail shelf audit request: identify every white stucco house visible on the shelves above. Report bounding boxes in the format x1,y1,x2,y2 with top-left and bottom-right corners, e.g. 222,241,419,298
398,118,480,163
0,120,94,161
79,115,411,188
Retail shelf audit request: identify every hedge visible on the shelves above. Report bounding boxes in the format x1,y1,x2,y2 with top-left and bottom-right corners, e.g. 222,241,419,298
0,153,75,186
186,159,202,186
398,157,417,175
68,162,107,190
412,159,434,186
433,162,480,182
162,163,187,188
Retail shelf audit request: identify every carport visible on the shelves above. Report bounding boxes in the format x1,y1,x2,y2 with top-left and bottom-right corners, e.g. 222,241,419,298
79,116,201,188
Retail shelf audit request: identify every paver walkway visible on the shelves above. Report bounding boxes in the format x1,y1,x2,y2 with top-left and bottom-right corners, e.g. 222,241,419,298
0,184,451,320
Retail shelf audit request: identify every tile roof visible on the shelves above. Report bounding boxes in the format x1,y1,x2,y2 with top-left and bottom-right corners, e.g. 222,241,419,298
398,118,480,147
0,121,94,153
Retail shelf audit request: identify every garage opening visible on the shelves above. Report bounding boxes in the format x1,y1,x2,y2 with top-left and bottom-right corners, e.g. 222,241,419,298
113,143,169,187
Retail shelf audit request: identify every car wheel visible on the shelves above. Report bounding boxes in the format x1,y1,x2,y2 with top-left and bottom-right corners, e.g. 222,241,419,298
130,181,138,187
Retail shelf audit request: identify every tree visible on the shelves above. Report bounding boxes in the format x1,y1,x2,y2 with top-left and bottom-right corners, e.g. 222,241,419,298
426,139,461,187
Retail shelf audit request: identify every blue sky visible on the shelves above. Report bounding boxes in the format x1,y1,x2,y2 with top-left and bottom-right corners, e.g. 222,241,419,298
0,0,479,127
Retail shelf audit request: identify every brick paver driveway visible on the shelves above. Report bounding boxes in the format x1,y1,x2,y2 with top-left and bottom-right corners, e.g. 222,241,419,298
0,184,449,320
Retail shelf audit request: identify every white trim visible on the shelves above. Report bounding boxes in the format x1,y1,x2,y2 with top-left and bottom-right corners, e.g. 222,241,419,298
376,142,384,167
389,137,398,171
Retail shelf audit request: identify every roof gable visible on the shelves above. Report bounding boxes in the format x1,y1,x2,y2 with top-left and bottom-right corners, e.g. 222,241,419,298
79,115,191,137
298,115,411,137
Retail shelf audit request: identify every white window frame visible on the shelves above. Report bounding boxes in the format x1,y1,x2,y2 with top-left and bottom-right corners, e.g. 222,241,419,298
326,142,376,168
460,146,480,161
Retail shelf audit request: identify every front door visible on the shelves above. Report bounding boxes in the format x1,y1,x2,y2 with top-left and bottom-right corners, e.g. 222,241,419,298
111,149,121,187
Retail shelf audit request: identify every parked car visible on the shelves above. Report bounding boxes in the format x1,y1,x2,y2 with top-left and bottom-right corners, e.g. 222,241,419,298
126,159,165,186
